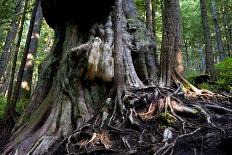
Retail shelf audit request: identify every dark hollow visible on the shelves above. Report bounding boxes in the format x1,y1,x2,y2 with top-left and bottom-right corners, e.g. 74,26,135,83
41,0,115,31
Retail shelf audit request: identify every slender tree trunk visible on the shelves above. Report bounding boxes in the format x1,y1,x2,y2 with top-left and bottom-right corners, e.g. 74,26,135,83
200,0,215,80
160,0,176,86
9,0,40,118
174,0,184,75
152,0,158,64
184,40,190,68
144,0,158,84
222,13,231,57
152,0,157,40
4,0,29,119
20,1,43,100
211,0,225,61
145,0,153,33
0,0,24,88
114,0,124,90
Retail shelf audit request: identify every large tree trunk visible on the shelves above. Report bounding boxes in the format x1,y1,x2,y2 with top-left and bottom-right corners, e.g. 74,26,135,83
0,0,24,92
3,0,154,154
20,1,43,100
160,0,176,86
3,0,232,155
210,0,225,61
200,0,216,80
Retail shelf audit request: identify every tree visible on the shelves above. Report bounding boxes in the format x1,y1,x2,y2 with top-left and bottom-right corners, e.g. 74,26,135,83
20,1,43,100
0,0,24,90
3,0,232,154
211,0,225,61
160,0,176,86
4,0,29,120
174,0,184,75
199,0,216,80
7,0,40,120
145,0,153,32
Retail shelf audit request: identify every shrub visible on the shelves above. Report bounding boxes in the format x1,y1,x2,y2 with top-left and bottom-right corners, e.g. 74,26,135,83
0,96,6,119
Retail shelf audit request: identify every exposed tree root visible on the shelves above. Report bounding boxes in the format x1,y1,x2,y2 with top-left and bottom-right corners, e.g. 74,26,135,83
66,82,232,154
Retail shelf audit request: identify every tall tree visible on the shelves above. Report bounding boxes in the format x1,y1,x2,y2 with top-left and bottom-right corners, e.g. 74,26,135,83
145,0,153,32
4,0,29,119
174,0,184,75
144,0,158,84
20,1,43,100
160,0,176,86
211,0,225,61
9,0,40,119
0,0,24,86
199,0,215,80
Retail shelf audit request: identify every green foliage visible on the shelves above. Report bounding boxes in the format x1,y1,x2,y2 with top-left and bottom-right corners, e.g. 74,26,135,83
0,95,29,120
215,57,232,92
187,57,232,93
0,95,6,119
157,112,175,129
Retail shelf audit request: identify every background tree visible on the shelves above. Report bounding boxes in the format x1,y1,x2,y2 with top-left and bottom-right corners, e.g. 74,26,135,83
174,0,184,75
160,0,176,86
211,0,225,61
8,0,40,120
200,0,215,80
20,1,43,100
0,0,24,90
4,0,29,120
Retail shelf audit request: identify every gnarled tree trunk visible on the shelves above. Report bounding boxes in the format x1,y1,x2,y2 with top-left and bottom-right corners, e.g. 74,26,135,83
3,0,155,154
3,0,232,155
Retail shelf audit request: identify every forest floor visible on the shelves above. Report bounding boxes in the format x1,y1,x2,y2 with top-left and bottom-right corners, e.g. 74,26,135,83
0,86,232,155
64,86,232,155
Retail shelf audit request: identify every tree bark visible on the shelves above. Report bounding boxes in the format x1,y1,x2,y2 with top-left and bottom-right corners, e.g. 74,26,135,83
200,0,215,80
145,0,153,33
20,1,43,100
160,0,176,86
114,0,124,90
174,0,184,75
211,0,225,61
3,0,157,154
0,0,24,90
145,0,159,84
9,0,40,118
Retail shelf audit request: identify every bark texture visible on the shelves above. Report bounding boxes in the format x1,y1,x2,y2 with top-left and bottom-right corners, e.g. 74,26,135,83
174,0,184,75
3,0,156,154
200,0,215,80
145,0,153,33
3,1,232,155
160,0,176,86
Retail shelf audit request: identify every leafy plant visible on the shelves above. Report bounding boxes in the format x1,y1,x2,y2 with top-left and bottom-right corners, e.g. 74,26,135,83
215,57,232,92
0,95,6,119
